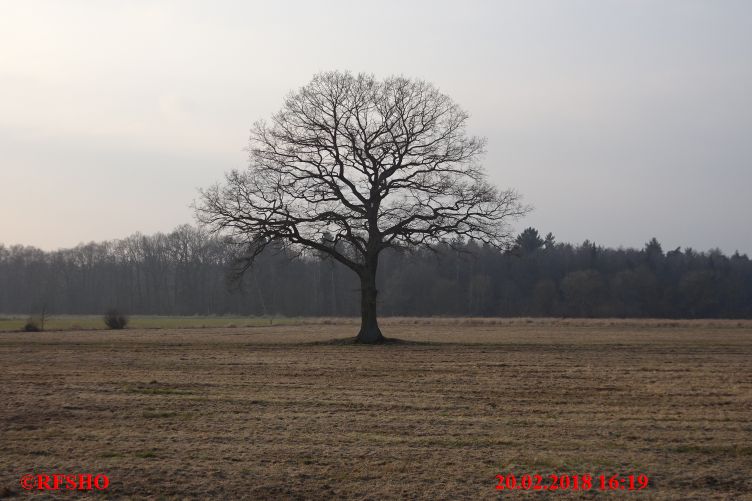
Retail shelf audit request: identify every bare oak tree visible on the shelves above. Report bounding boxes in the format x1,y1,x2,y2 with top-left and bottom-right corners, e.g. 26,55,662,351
196,71,529,343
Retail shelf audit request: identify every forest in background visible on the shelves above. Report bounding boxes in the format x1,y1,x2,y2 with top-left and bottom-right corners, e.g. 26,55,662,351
1,225,750,318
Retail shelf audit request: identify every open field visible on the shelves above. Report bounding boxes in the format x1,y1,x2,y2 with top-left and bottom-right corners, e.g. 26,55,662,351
1,319,751,499
0,315,303,332
2,314,751,333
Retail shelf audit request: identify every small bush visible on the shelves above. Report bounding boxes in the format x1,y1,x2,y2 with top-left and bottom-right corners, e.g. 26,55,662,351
23,320,41,332
104,309,128,329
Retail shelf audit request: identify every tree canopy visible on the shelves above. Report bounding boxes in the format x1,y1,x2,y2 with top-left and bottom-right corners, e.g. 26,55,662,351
196,71,528,342
2,228,750,320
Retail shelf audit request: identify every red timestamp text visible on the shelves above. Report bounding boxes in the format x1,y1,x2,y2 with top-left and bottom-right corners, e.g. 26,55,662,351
494,473,649,492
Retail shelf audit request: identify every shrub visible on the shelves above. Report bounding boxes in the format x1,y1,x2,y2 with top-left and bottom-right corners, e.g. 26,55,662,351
104,309,128,329
23,320,41,332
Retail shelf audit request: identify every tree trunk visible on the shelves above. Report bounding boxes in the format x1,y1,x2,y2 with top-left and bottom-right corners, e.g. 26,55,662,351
356,269,384,343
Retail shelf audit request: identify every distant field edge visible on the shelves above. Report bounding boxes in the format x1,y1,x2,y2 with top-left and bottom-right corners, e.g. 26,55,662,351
0,315,751,332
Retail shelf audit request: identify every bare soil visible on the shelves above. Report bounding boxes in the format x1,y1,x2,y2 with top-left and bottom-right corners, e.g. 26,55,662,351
1,319,751,499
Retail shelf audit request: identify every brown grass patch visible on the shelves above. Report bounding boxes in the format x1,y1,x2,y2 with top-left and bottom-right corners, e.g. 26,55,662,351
1,320,751,499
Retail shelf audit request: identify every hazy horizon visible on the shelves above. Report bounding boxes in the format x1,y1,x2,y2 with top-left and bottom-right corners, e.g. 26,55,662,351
2,1,751,254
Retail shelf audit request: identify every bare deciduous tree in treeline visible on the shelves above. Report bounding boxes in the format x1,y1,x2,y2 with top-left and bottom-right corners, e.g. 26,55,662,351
196,71,529,343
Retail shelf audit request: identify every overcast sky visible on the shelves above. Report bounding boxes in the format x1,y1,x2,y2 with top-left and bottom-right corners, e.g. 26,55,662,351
1,0,750,254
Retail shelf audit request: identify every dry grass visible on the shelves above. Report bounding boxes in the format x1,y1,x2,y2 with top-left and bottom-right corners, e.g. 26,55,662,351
2,314,750,333
1,319,751,499
0,315,303,332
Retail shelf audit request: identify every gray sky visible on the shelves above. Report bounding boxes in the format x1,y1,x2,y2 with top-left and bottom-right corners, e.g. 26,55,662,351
2,0,750,254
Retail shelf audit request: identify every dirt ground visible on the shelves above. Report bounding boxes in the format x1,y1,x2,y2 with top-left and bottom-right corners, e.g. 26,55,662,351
1,318,751,499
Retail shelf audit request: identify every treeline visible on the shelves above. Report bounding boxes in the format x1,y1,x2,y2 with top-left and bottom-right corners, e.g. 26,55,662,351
1,225,750,318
